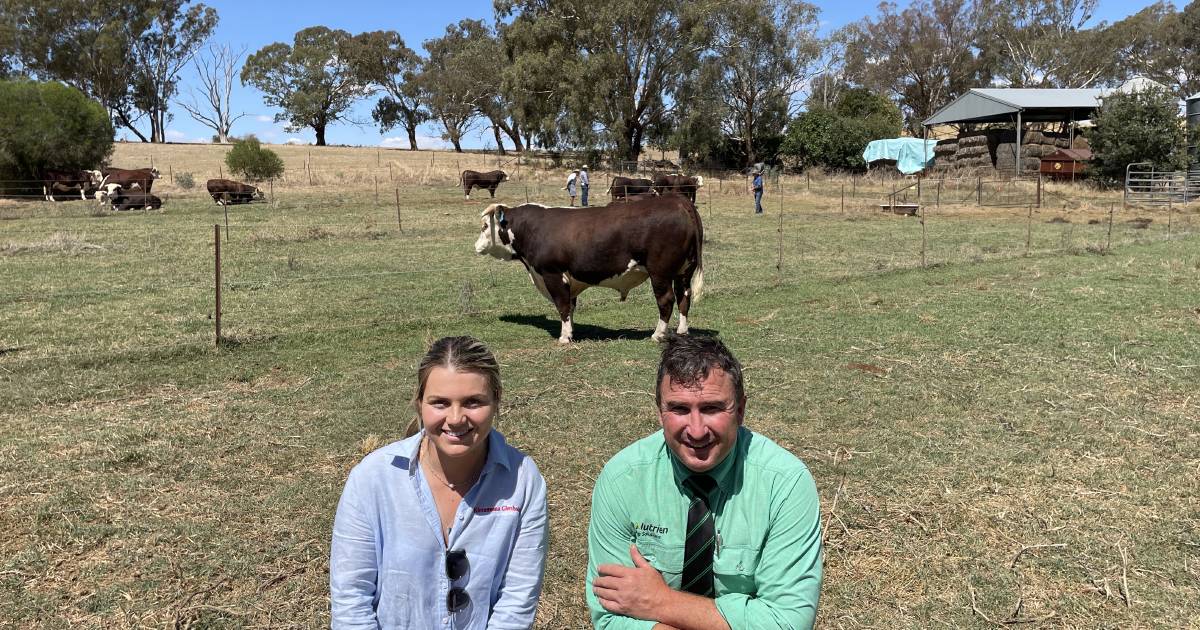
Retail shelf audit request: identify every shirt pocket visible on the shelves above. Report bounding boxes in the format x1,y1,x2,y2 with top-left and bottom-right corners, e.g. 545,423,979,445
714,547,760,595
633,538,685,590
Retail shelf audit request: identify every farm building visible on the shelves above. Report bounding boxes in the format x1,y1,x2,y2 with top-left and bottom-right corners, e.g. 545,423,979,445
923,88,1102,176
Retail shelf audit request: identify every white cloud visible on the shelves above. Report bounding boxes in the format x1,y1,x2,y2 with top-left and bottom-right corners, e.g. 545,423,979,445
166,129,187,140
255,114,273,123
285,138,307,145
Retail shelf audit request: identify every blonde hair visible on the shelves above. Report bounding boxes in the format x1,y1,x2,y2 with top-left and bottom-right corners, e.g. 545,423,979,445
403,336,502,437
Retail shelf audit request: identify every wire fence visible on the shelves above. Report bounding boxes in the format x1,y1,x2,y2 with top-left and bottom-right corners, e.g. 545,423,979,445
3,174,1197,368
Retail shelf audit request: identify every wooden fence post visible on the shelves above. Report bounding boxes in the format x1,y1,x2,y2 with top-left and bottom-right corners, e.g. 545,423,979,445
776,188,784,273
214,224,222,347
395,189,403,232
977,175,982,206
920,206,927,268
1168,198,1173,240
1107,203,1115,250
1025,205,1033,256
936,180,941,209
840,182,845,213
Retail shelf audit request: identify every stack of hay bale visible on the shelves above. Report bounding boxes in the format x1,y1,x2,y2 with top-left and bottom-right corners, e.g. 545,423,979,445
953,132,994,170
933,138,958,166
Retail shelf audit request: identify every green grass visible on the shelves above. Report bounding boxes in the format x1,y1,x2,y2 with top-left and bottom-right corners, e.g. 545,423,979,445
2,171,1199,628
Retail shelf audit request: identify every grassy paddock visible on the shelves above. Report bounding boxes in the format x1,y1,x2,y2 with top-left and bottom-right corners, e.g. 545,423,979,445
2,143,1199,627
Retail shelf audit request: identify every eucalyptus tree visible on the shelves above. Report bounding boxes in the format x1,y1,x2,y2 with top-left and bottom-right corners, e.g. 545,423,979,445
841,0,990,132
421,20,492,153
979,0,1125,88
241,26,371,146
706,0,822,165
1117,1,1200,98
498,0,715,161
346,30,428,151
178,43,247,143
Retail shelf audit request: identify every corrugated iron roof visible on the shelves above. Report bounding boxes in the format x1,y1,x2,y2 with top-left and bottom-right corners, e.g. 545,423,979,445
924,88,1104,126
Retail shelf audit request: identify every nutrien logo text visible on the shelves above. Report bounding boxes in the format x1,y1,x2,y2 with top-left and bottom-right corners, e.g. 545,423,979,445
475,505,521,514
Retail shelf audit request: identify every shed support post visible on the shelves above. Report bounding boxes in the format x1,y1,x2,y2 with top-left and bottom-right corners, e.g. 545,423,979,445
1016,110,1022,178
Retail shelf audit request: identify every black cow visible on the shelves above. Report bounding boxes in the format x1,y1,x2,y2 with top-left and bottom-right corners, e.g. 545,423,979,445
40,169,97,201
652,174,705,203
607,176,655,200
461,170,508,199
110,190,162,211
97,167,160,197
206,178,264,205
474,195,704,343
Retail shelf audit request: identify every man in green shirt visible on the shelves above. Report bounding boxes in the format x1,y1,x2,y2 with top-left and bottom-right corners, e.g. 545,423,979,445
587,335,823,629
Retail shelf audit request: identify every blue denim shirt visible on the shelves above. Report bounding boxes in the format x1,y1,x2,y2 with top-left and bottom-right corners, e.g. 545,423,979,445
330,430,548,629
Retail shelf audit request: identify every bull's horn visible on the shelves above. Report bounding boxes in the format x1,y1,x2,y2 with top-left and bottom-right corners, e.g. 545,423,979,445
481,203,507,218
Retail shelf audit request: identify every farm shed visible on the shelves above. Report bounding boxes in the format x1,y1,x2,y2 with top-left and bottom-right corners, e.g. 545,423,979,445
923,88,1103,176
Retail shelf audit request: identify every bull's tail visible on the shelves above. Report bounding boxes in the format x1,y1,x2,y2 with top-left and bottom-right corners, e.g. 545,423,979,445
687,202,705,303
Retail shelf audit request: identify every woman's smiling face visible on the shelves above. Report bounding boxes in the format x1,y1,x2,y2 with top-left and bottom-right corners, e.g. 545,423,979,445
420,366,496,459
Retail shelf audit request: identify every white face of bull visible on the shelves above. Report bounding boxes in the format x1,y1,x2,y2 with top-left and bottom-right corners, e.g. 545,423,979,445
474,205,518,259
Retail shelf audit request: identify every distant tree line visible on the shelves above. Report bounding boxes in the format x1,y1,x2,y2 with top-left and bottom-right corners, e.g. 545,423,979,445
2,0,1196,169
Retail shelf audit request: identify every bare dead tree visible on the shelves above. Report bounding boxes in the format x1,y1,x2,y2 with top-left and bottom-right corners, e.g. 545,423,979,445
178,43,247,143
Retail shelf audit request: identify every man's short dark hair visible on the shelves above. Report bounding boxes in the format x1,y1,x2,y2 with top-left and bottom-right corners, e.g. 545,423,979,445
655,334,745,406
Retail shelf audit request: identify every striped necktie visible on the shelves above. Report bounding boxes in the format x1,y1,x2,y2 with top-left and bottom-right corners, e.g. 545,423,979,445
681,474,718,597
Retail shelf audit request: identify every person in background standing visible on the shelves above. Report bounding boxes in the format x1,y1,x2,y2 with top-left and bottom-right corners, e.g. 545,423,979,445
580,165,590,206
750,168,764,215
564,169,579,206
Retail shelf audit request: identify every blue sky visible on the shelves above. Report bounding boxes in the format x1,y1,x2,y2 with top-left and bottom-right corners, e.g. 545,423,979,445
150,0,1164,148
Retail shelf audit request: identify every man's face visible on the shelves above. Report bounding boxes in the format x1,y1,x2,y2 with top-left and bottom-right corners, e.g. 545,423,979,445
658,368,745,473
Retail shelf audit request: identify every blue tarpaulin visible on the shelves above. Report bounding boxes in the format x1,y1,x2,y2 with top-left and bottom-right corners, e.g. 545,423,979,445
862,138,938,175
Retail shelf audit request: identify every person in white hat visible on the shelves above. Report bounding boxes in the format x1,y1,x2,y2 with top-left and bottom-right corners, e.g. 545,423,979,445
563,169,579,206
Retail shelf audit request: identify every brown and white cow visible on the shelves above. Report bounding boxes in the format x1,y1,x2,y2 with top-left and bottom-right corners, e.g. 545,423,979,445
97,167,160,197
461,170,508,199
40,169,97,201
607,176,655,200
652,173,705,202
474,195,704,343
206,178,264,205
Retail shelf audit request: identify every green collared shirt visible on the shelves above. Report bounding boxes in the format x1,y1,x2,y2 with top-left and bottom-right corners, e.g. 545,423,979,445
587,427,823,629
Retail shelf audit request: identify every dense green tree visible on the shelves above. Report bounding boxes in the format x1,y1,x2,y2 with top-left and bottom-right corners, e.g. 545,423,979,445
5,0,216,142
1087,87,1186,185
345,31,428,151
0,80,113,191
495,8,575,150
781,89,902,170
241,26,370,146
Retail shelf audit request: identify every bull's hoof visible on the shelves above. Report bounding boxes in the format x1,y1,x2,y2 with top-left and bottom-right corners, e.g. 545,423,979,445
557,336,572,344
651,331,667,342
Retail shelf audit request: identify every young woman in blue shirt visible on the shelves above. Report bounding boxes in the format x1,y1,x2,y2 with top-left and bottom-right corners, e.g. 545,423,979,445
331,336,549,629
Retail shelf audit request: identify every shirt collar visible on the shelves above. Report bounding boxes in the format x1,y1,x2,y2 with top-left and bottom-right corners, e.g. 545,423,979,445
395,429,512,479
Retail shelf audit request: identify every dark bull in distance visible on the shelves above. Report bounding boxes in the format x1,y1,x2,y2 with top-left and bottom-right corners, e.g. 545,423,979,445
461,170,508,200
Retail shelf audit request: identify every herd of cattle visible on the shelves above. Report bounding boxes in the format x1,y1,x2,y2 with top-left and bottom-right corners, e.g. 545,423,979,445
39,167,263,210
461,168,704,203
40,161,704,344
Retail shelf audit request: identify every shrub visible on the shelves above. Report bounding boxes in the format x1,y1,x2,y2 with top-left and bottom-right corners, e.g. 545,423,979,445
0,80,113,195
1087,88,1187,187
224,135,285,181
781,90,902,171
174,172,195,189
